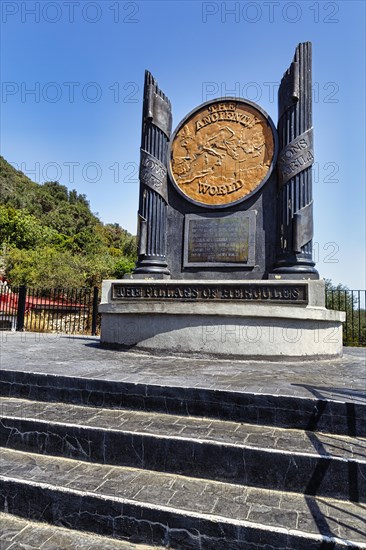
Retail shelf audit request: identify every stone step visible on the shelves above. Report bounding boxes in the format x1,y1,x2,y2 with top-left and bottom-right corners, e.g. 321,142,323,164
1,397,365,503
0,512,164,549
1,448,365,549
1,368,365,436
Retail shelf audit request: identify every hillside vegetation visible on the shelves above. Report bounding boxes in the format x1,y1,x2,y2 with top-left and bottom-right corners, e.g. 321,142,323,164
0,156,137,287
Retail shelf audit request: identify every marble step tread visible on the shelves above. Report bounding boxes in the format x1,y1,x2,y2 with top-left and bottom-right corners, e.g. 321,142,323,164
0,512,164,549
1,396,365,461
3,366,365,437
1,448,365,548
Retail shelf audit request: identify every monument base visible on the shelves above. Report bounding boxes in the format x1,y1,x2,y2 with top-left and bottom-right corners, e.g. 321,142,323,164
99,280,345,360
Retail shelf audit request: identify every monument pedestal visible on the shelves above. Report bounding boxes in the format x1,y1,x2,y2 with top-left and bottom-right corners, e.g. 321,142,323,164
99,279,345,360
100,46,345,361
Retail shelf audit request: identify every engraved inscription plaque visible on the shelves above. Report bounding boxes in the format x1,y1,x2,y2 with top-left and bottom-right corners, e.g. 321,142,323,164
183,211,256,267
169,98,277,208
111,282,308,304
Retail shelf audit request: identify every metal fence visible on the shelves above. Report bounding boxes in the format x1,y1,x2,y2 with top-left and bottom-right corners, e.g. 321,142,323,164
0,285,100,335
325,289,366,347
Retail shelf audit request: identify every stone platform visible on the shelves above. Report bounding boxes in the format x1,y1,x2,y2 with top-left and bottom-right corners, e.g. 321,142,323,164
0,333,365,549
99,280,345,360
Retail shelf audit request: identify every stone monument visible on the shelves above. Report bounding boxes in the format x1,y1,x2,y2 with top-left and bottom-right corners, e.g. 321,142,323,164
99,43,345,359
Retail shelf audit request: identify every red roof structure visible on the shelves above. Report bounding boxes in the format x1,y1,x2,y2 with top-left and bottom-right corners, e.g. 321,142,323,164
0,288,86,315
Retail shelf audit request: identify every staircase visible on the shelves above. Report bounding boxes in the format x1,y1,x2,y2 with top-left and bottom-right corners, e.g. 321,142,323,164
0,349,365,549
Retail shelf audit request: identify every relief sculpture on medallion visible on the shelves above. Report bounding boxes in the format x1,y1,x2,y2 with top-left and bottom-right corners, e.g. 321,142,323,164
170,99,276,207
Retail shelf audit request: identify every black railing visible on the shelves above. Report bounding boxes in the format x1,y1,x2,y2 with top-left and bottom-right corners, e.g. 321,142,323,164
325,289,366,347
0,285,100,335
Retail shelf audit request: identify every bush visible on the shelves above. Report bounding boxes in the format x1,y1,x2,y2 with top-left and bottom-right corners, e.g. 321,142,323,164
113,257,136,278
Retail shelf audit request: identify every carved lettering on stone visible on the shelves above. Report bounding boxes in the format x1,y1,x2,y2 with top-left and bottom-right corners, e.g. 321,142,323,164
112,283,308,304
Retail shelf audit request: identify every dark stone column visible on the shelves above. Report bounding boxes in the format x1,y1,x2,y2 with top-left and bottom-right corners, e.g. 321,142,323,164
133,71,172,276
273,42,318,279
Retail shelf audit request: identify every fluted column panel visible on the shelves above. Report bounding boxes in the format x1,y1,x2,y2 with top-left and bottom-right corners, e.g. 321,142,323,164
134,71,172,276
274,42,318,277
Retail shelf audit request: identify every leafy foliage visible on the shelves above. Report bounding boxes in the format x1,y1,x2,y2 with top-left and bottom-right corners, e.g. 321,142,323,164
0,156,137,287
0,205,59,249
113,257,137,279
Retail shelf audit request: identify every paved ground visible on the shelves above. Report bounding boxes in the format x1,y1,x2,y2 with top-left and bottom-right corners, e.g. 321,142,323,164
0,332,365,404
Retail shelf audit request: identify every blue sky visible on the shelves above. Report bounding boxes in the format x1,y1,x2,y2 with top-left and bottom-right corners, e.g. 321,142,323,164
1,0,365,288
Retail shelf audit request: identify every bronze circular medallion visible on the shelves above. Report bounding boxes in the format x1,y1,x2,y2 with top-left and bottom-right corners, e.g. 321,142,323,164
169,98,277,208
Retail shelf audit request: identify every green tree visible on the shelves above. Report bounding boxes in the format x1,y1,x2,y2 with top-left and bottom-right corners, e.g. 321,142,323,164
1,156,137,288
0,205,59,249
6,247,86,287
5,247,121,288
